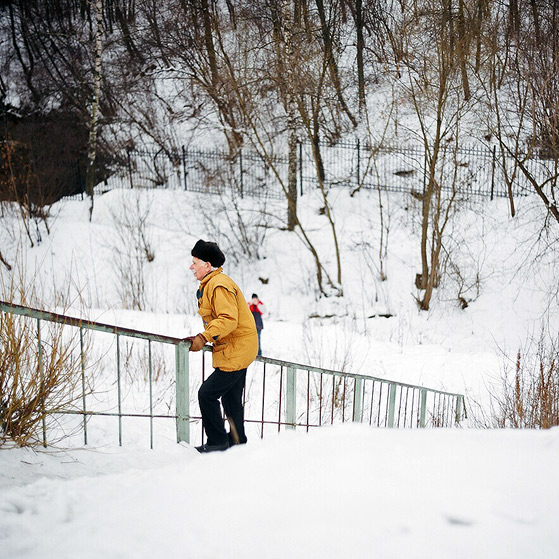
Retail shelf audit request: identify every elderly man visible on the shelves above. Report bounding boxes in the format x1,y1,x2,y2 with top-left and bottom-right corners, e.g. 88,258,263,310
187,239,258,453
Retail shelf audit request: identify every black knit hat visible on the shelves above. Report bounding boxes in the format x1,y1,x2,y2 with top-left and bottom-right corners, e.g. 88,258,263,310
191,239,225,267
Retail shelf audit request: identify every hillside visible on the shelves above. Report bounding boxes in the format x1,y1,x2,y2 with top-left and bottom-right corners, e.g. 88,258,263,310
2,182,557,418
2,162,559,559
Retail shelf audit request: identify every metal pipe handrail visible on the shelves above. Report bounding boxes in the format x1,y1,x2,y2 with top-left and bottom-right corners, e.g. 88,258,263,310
1,301,467,448
0,301,183,345
255,353,465,398
1,300,464,397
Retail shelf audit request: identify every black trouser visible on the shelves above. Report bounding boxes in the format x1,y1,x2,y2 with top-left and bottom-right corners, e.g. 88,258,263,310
198,367,247,446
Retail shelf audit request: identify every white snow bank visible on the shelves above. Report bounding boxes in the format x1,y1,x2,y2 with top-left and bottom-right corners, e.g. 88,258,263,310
1,424,558,559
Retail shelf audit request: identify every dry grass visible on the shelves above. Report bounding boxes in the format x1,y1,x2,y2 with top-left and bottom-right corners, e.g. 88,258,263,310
0,307,91,447
493,339,559,429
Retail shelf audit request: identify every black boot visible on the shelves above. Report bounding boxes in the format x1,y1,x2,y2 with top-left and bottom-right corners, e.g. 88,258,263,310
195,441,230,453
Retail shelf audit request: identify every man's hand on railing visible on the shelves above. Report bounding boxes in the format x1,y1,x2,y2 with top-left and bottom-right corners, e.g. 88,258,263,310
184,333,207,352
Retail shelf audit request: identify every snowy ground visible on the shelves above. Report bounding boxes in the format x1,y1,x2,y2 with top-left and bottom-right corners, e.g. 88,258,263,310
1,185,559,557
2,425,559,559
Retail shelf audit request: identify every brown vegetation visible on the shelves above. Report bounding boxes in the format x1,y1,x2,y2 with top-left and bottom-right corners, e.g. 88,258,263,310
0,293,91,446
494,344,559,429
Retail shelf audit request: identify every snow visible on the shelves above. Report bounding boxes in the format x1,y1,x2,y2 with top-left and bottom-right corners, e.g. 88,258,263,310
1,184,559,558
2,425,559,559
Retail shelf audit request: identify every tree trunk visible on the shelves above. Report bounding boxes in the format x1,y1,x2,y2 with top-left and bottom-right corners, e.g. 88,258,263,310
287,127,298,231
315,0,357,127
456,0,471,101
86,0,103,221
283,0,298,231
200,0,243,153
355,0,365,112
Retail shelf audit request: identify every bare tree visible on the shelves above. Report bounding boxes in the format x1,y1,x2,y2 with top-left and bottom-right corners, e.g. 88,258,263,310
314,0,357,127
2,0,148,210
502,0,559,225
341,0,365,112
109,191,155,311
273,0,300,231
398,0,477,310
86,0,104,220
137,0,352,295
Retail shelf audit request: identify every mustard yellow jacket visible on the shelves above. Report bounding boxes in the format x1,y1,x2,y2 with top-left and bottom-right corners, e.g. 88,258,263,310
197,268,258,371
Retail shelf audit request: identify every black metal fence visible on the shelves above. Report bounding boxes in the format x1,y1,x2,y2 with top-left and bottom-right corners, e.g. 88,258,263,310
302,141,500,198
116,146,289,200
90,140,554,202
299,141,549,200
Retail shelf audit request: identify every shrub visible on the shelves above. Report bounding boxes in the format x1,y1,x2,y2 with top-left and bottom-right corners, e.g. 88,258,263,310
492,334,559,429
0,308,89,447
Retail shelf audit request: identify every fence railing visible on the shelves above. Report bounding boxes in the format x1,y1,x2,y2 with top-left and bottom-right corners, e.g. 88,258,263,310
0,302,467,448
77,140,557,204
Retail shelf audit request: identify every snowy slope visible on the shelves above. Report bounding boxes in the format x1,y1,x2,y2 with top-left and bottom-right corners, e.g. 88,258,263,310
2,425,559,559
1,184,558,558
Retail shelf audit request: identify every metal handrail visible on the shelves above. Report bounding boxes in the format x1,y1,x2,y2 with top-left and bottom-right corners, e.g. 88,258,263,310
255,353,465,398
0,301,184,344
0,301,467,448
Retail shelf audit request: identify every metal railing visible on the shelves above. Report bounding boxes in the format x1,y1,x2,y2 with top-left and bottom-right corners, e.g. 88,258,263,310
0,302,467,448
73,140,555,204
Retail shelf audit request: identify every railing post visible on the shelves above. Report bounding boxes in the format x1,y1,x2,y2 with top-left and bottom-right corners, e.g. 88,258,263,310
80,327,88,445
419,389,428,428
387,383,397,428
175,340,190,444
353,377,363,422
127,147,133,189
117,334,122,446
37,319,47,447
239,149,244,198
285,366,296,429
148,339,154,449
455,395,463,425
182,145,188,191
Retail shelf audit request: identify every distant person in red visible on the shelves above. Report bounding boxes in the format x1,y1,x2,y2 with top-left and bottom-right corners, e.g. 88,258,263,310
248,293,265,356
